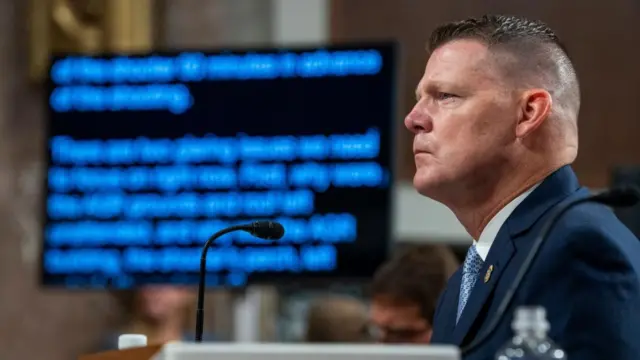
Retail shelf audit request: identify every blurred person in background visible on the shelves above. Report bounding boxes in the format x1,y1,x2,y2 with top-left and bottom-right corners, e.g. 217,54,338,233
305,295,371,343
369,244,458,343
103,286,215,350
406,14,640,359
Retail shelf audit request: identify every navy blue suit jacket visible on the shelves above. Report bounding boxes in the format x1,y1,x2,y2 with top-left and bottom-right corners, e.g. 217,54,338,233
431,166,640,359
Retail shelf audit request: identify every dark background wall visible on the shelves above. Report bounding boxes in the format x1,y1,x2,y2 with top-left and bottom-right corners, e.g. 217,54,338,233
0,1,271,359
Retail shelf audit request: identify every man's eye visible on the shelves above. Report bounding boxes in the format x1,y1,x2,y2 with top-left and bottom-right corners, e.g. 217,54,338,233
436,92,456,100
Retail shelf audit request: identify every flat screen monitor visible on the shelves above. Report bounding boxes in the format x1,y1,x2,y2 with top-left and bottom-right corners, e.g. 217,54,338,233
42,43,397,288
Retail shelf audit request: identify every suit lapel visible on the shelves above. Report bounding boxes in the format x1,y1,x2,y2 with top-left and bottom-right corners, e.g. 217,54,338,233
507,165,582,237
451,225,516,346
433,269,462,343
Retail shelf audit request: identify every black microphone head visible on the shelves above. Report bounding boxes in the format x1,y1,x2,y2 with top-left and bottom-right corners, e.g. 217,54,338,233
594,186,640,207
245,221,285,240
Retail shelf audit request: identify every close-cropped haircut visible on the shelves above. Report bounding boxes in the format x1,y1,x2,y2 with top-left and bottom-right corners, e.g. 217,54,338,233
428,15,580,120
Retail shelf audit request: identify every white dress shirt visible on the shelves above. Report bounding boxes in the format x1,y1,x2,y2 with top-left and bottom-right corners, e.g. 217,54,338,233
474,183,541,261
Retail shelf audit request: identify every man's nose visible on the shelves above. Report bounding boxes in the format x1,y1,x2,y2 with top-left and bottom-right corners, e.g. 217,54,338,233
404,105,433,134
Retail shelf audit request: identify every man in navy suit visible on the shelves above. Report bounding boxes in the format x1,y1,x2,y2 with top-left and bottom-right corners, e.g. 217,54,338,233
404,14,640,360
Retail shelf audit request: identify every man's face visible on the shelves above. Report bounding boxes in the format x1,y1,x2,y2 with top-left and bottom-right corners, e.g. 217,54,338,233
137,286,193,321
369,298,431,344
405,40,518,200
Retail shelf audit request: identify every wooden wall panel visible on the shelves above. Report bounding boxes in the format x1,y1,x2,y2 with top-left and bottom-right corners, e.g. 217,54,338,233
0,1,274,359
331,0,640,187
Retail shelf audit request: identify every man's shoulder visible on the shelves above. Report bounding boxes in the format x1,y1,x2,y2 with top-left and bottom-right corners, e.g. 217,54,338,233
559,201,636,242
558,198,625,226
548,201,640,268
523,201,640,360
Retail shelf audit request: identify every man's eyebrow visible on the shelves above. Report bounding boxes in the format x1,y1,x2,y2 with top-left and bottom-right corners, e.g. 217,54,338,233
415,80,454,100
427,80,455,90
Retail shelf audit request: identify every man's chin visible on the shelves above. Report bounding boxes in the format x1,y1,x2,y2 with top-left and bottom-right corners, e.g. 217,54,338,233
413,173,449,200
413,175,437,197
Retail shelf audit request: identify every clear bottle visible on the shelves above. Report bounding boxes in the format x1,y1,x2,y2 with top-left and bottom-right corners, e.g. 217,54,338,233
495,306,566,360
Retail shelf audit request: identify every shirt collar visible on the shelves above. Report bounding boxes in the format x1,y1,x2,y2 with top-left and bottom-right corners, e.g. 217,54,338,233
474,183,540,260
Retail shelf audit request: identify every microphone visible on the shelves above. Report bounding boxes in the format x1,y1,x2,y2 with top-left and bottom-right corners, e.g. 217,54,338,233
591,186,640,207
194,221,285,342
244,220,285,240
461,186,640,356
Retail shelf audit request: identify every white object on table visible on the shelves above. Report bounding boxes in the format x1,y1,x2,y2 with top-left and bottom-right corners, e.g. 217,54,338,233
153,343,460,360
118,334,148,350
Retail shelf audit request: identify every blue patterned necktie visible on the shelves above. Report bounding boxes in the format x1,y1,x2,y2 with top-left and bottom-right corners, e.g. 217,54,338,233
457,245,484,323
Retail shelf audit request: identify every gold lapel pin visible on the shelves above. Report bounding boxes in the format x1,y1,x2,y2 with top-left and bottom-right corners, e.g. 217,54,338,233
484,265,494,283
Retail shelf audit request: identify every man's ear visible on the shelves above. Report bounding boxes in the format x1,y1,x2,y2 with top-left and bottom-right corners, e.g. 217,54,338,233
516,89,552,138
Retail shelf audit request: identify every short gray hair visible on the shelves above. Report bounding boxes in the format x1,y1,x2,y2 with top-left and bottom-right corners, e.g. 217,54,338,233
428,14,580,121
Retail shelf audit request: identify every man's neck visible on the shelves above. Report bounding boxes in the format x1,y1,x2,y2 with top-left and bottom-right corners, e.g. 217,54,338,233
448,165,557,240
